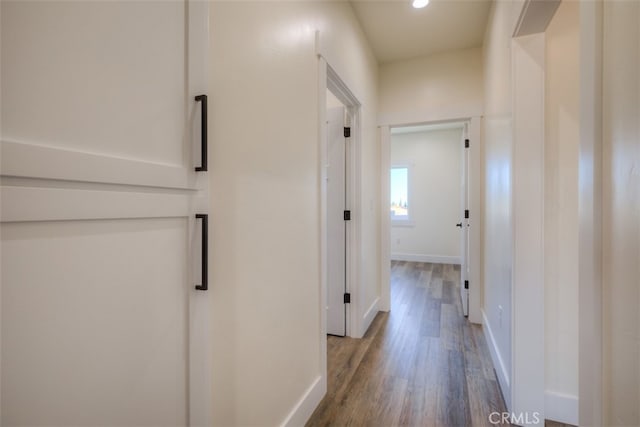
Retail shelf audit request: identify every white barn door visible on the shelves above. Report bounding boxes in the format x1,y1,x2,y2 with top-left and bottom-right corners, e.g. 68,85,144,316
0,1,210,425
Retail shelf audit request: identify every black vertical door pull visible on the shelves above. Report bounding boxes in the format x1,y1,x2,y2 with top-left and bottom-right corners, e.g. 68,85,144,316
195,94,208,172
195,214,208,291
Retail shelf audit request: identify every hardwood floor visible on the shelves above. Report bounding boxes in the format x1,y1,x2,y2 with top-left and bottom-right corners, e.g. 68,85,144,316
307,261,575,426
307,261,508,426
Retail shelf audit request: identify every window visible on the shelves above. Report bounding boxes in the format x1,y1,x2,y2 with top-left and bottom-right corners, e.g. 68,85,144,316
390,166,410,222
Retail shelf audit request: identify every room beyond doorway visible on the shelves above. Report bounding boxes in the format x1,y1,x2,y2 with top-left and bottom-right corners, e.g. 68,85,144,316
379,117,482,324
389,123,465,266
389,122,469,316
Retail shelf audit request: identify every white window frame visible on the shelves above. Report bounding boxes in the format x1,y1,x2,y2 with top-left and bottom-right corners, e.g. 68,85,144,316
390,164,414,227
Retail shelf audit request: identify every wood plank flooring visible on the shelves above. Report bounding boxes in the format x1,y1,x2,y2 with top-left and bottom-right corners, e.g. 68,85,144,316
307,261,573,427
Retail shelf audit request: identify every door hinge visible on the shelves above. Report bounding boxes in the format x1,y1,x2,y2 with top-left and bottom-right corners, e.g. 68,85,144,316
465,139,470,148
344,210,351,221
464,280,469,290
465,209,469,219
344,293,351,304
344,127,351,138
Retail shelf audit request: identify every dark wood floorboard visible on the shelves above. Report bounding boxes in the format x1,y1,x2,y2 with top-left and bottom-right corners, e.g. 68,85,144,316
307,261,572,427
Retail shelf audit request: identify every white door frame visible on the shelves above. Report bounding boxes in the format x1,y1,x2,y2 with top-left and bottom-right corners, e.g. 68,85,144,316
577,1,603,424
379,117,482,324
510,33,546,421
317,58,362,383
461,123,470,317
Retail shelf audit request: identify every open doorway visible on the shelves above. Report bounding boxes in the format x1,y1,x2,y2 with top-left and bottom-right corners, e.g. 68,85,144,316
379,117,481,323
319,63,362,342
388,122,468,316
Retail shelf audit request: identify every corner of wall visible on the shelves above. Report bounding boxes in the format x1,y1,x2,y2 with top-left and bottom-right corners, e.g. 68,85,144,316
280,376,325,427
545,391,578,425
482,310,511,410
360,297,380,337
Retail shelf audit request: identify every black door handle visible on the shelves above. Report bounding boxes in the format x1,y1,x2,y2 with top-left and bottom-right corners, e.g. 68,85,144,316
195,95,207,172
195,214,208,290
456,223,462,228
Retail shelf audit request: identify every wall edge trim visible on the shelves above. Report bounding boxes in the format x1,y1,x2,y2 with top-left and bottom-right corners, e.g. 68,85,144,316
280,375,325,427
360,297,380,337
482,310,511,409
545,390,578,426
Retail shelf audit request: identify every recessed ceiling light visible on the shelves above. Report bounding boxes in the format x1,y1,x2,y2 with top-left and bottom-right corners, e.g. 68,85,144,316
412,0,429,8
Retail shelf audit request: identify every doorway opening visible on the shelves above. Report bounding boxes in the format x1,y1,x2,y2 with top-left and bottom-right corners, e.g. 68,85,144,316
319,61,362,345
325,89,350,337
380,118,481,324
316,58,364,418
388,122,468,316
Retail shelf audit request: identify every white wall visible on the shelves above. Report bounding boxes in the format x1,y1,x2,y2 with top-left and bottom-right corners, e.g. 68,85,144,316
602,1,640,425
377,36,484,324
378,47,483,126
209,2,378,425
481,0,515,407
577,0,603,424
544,1,580,422
390,128,462,264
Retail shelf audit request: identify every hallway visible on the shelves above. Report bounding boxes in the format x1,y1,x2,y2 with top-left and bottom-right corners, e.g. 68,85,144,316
307,261,508,426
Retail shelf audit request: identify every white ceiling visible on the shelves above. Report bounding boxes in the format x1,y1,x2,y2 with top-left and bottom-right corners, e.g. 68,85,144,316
350,0,492,64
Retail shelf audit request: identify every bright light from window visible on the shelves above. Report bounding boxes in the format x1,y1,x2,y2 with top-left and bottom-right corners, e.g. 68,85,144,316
390,167,409,220
412,0,429,9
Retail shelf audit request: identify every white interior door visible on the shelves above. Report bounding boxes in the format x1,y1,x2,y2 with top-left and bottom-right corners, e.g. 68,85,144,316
460,125,470,317
326,106,347,337
0,1,210,425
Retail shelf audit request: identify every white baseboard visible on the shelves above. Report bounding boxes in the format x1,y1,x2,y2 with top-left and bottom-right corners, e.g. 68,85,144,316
280,375,325,427
482,310,511,410
360,297,380,337
391,253,461,265
545,390,578,426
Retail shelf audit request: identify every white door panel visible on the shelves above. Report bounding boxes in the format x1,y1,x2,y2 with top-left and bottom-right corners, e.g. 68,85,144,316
0,0,210,425
460,125,469,317
326,106,346,336
2,1,186,165
2,219,189,426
